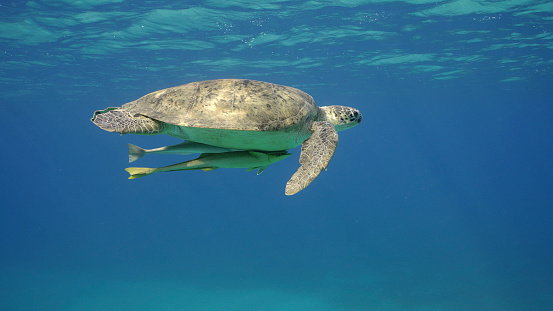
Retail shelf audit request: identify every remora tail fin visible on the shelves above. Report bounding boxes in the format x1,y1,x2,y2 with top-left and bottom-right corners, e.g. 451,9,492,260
128,144,146,163
125,167,156,179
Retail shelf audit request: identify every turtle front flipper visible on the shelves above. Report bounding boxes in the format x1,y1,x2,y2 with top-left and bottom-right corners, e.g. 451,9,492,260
285,121,338,195
91,107,164,135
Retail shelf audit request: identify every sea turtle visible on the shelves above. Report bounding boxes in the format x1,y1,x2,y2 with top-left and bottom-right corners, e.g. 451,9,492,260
91,79,362,195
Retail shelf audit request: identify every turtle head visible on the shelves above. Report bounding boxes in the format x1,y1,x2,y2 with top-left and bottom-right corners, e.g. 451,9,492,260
319,105,362,131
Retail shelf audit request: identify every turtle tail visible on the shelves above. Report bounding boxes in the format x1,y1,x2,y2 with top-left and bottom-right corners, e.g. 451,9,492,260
125,167,157,179
127,144,146,163
91,107,164,135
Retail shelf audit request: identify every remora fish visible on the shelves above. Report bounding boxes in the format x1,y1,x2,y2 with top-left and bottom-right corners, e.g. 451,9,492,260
127,141,236,163
125,151,291,179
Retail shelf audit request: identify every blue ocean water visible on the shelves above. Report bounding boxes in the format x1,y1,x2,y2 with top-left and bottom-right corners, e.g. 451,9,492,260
1,0,552,310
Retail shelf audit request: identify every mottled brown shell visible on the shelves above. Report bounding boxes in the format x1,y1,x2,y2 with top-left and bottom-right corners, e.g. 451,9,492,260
121,79,317,131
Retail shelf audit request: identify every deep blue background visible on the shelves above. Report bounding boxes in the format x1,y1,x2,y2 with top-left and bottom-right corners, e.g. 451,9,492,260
1,1,552,310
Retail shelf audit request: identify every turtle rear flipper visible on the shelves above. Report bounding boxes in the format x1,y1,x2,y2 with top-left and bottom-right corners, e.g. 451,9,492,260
285,121,338,195
92,108,163,134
